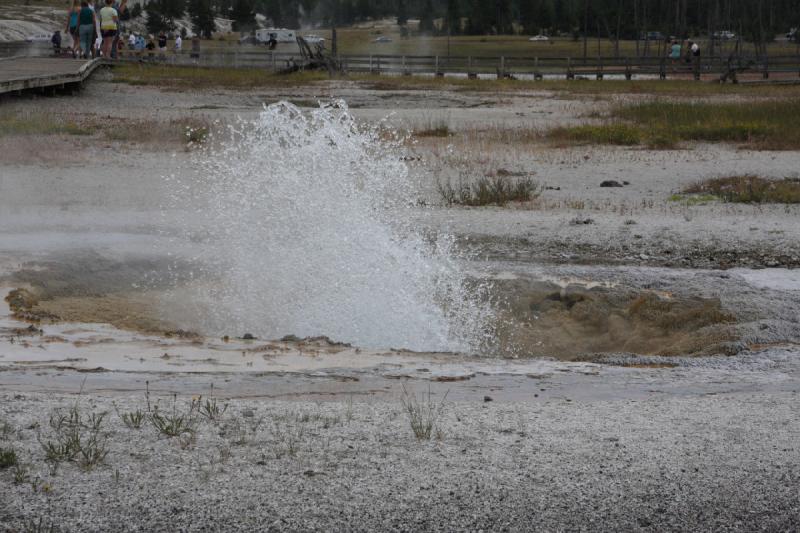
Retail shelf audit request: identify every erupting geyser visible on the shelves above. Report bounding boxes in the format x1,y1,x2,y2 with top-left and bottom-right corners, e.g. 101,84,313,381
167,101,492,353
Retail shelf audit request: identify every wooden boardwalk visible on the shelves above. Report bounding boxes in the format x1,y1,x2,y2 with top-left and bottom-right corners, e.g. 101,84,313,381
0,57,103,96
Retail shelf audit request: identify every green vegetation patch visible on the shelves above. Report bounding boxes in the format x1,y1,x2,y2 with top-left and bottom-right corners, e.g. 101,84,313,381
682,175,800,204
112,64,328,89
548,123,642,146
437,176,542,206
0,447,18,469
550,100,800,150
0,111,93,137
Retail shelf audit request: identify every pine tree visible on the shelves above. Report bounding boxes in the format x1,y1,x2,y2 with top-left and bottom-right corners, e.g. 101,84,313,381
146,0,186,33
418,0,435,33
445,0,460,34
187,0,216,37
397,0,408,26
231,0,257,32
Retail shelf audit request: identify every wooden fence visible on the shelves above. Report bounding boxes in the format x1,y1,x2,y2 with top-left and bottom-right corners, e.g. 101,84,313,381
117,50,800,81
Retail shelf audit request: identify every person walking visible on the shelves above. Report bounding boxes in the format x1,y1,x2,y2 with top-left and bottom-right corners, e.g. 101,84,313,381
157,31,167,60
669,40,681,70
77,1,95,59
110,0,127,59
190,35,200,62
98,0,118,58
66,1,81,58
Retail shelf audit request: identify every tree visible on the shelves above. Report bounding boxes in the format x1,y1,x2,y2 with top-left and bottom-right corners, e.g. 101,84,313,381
520,0,536,34
445,0,460,34
418,0,435,33
188,0,216,37
355,0,372,20
535,0,555,33
397,0,408,26
146,0,186,33
231,0,257,32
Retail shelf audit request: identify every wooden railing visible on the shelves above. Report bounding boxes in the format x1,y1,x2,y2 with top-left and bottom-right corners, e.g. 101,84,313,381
115,50,800,81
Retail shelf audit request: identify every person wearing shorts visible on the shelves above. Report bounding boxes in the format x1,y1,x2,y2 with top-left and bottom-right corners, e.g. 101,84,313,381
99,0,118,58
66,1,80,58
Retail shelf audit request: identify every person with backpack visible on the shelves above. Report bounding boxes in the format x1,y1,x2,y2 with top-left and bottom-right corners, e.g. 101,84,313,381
66,1,81,58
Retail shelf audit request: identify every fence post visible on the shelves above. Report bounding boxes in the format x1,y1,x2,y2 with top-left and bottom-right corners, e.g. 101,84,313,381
534,57,542,80
762,56,769,79
566,57,573,79
659,57,666,80
369,54,373,73
468,56,477,79
500,56,505,78
693,56,701,81
625,57,632,80
596,55,603,80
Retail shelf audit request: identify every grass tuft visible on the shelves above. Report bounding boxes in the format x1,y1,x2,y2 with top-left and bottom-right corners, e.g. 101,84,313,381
683,175,800,204
0,447,18,469
438,176,542,206
400,384,448,441
38,403,109,470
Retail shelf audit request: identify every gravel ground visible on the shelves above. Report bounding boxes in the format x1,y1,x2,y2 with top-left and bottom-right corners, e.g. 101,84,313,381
2,78,800,531
1,387,799,532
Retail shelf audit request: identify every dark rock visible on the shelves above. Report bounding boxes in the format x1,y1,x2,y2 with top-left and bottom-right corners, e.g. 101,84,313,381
242,333,256,340
600,180,624,187
483,396,493,402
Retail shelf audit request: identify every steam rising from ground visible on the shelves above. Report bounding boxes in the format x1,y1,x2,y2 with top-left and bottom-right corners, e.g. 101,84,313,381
167,101,493,352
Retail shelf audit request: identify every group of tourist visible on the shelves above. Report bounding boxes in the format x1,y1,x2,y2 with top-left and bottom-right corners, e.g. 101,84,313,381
57,0,126,59
668,39,702,66
53,0,199,61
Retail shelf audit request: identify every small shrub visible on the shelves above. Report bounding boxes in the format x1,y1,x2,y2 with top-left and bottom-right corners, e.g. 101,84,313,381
185,126,209,144
0,447,18,469
38,404,109,470
194,384,228,422
13,462,30,484
118,408,145,429
151,395,197,437
400,384,448,441
437,176,541,206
